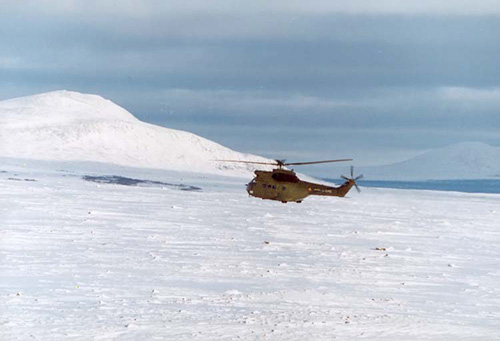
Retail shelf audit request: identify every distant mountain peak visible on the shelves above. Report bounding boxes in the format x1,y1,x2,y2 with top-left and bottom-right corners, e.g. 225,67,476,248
1,90,138,129
365,141,500,180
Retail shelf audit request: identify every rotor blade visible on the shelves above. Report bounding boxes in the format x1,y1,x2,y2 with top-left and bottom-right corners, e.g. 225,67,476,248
354,183,361,193
355,174,364,181
284,159,353,166
214,160,278,166
341,175,349,181
350,166,354,178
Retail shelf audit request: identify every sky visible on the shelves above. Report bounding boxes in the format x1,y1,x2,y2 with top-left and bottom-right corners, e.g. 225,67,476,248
2,0,500,170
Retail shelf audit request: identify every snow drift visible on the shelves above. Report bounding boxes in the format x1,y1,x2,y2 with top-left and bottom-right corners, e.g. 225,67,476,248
0,91,271,175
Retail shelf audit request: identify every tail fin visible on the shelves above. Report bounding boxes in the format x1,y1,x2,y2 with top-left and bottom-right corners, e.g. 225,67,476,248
336,179,356,197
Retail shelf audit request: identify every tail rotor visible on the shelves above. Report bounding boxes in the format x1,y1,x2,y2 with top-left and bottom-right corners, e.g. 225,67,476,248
341,166,364,193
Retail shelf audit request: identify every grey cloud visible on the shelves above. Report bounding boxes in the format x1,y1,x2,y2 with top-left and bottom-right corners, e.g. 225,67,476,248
6,0,500,17
132,87,500,130
5,14,500,92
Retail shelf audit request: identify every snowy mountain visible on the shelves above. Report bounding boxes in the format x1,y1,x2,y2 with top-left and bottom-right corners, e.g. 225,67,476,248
0,91,271,175
365,141,500,180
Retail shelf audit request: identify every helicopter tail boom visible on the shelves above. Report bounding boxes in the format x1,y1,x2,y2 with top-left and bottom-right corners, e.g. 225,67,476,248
306,180,355,198
306,166,363,198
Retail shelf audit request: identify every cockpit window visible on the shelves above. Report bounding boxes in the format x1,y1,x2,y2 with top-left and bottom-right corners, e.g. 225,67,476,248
271,173,299,183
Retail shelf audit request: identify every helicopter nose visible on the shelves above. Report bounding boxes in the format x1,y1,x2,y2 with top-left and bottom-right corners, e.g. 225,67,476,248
246,181,254,193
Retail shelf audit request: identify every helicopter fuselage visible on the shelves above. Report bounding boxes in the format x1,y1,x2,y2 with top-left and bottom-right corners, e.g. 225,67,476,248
246,169,355,203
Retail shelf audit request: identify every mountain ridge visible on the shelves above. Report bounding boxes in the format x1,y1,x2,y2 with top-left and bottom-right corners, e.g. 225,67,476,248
0,90,271,176
364,141,500,180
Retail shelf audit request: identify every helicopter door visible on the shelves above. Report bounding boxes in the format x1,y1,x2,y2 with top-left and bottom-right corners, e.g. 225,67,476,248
257,182,271,198
268,183,278,199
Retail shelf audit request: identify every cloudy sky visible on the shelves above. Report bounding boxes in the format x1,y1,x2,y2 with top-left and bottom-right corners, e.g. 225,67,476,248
2,0,500,169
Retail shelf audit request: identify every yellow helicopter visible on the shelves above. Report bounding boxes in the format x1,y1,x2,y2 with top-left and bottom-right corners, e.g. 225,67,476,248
216,159,363,203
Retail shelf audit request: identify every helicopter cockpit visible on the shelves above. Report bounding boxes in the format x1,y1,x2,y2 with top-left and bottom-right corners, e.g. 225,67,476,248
246,179,257,194
271,172,299,183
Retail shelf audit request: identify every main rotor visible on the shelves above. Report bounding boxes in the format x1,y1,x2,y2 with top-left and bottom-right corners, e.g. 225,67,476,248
215,158,353,169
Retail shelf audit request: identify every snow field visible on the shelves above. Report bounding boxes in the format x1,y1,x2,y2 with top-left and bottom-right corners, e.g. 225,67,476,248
1,161,500,340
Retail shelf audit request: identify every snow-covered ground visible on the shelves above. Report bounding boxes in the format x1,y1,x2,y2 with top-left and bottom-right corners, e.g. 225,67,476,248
2,158,500,340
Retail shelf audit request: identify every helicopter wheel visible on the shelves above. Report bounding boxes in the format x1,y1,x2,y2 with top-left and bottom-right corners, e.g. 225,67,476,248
281,201,287,204
296,200,302,203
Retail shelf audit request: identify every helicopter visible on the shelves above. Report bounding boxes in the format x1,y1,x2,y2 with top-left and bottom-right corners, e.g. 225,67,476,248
216,159,363,203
